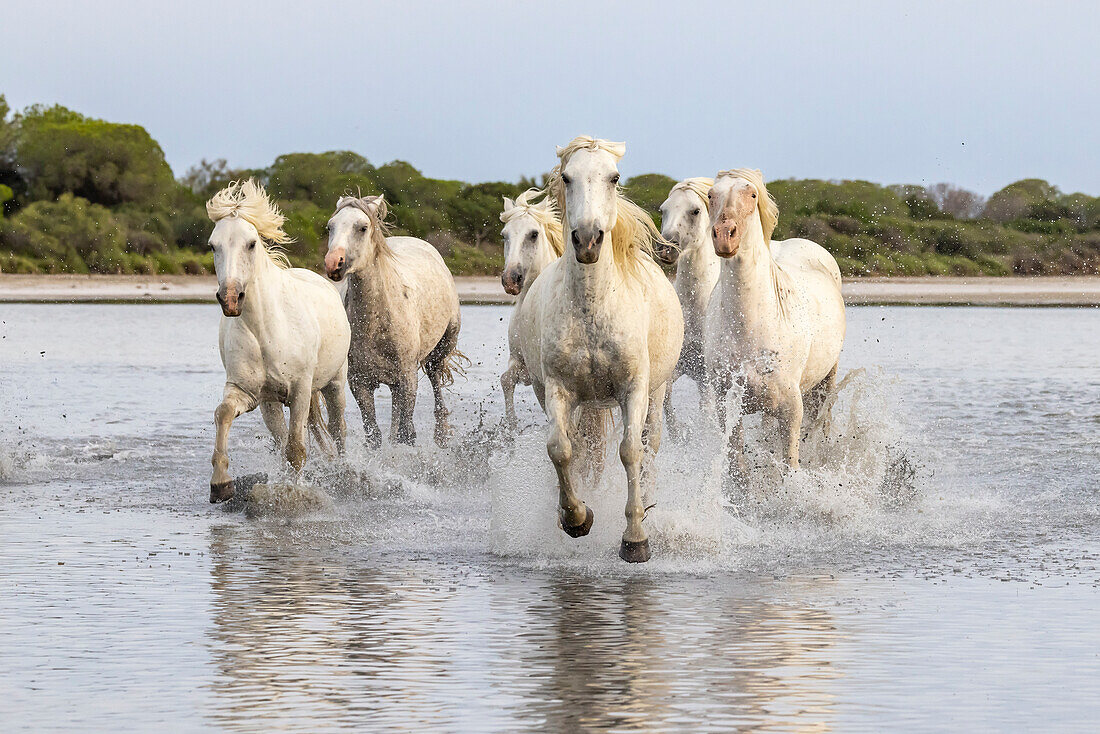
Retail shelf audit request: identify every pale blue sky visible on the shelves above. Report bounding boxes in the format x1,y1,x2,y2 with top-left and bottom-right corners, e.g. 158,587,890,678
6,1,1099,194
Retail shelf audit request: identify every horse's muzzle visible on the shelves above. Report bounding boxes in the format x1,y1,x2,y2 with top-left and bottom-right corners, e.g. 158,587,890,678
325,248,346,282
654,241,679,265
216,287,244,317
572,226,603,265
712,220,739,258
501,268,523,296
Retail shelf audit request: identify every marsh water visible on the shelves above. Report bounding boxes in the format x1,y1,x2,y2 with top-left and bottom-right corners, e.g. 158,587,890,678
1,303,1098,731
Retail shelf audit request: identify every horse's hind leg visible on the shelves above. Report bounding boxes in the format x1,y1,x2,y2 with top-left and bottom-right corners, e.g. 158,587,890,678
425,321,460,446
501,360,521,431
210,384,258,503
803,363,838,441
321,377,347,455
260,401,287,451
285,383,312,474
546,381,592,538
391,370,418,446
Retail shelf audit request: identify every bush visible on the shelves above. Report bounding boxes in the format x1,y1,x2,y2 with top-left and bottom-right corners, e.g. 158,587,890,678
0,193,126,272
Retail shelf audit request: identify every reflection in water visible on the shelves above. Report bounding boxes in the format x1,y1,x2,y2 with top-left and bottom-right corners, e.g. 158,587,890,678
206,523,841,730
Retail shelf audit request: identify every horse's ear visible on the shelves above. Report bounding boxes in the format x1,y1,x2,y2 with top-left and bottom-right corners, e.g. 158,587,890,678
365,194,387,220
502,196,515,211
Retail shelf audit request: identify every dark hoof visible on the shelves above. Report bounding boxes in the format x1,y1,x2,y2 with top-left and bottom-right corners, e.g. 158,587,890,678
209,480,234,504
619,538,651,563
560,506,594,538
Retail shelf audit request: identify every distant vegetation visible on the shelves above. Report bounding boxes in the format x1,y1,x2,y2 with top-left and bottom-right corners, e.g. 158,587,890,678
2,95,1098,277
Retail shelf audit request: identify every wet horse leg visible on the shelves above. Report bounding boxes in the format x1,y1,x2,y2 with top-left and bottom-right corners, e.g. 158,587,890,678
260,401,287,451
546,380,592,538
285,382,311,474
349,372,381,449
210,383,258,503
619,378,651,563
391,370,418,445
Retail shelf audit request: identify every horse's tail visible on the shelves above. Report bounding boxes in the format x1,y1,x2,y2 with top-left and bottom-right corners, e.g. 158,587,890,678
308,392,337,458
435,347,471,388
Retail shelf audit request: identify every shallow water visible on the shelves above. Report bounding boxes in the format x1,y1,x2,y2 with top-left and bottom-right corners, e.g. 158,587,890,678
1,304,1098,731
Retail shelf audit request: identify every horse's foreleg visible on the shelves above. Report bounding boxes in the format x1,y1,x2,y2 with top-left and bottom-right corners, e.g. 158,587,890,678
210,384,258,503
546,382,591,538
349,373,381,449
663,367,681,441
285,383,311,474
725,415,750,494
321,376,347,455
259,401,288,451
619,381,651,563
391,371,418,446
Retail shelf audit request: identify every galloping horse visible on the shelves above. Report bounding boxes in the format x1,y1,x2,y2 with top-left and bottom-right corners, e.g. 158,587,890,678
499,188,563,429
518,136,683,562
206,179,350,503
704,169,845,480
324,194,463,448
656,177,719,435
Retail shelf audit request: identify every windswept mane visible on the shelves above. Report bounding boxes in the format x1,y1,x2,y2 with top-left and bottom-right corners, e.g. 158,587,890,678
716,168,779,244
500,188,564,257
206,179,293,268
671,177,714,206
333,194,394,262
547,136,662,277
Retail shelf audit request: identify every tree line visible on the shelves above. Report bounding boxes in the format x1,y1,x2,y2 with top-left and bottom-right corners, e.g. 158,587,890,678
1,96,1098,277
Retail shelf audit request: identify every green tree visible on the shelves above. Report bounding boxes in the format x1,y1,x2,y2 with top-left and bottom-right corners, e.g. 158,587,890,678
16,104,176,206
0,193,128,272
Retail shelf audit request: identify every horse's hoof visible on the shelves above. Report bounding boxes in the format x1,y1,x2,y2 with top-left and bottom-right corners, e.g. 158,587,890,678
209,480,235,504
619,538,651,563
560,506,594,538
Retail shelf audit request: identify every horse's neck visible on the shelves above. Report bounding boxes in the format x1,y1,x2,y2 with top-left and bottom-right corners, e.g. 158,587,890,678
561,233,625,302
676,228,720,296
346,255,402,327
238,255,287,337
717,223,788,325
517,245,556,303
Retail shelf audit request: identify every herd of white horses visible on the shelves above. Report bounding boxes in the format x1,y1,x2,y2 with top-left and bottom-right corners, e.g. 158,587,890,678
205,136,846,563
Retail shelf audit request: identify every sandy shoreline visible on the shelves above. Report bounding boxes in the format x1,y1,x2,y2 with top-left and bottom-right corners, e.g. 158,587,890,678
1,273,1099,306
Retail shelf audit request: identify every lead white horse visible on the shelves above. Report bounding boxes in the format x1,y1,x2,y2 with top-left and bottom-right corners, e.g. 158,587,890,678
206,180,351,503
518,136,683,563
499,188,563,429
324,194,463,448
656,177,719,435
704,169,845,480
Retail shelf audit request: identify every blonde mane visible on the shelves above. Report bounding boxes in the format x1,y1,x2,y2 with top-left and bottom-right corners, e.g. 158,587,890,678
206,179,292,268
547,136,662,277
671,177,714,207
333,194,395,262
500,188,564,257
716,168,779,243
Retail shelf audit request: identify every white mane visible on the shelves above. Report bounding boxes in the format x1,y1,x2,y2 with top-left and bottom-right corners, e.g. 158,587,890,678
500,188,564,257
206,179,293,268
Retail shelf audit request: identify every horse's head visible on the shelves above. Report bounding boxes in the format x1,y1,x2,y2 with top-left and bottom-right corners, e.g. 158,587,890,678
658,178,714,265
209,214,264,317
708,169,775,258
500,190,561,295
556,140,624,265
324,195,388,281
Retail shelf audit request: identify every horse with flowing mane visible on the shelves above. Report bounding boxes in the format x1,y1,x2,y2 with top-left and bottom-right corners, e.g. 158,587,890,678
498,188,564,429
206,179,351,503
656,177,719,436
323,194,464,448
704,168,846,481
517,136,684,562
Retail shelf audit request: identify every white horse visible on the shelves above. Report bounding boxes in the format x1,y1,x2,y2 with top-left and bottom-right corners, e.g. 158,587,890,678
206,179,351,503
324,194,463,448
518,136,684,563
655,177,719,436
704,169,845,480
499,188,563,429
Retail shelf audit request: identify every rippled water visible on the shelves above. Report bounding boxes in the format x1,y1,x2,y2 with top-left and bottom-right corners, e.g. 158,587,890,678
1,304,1098,731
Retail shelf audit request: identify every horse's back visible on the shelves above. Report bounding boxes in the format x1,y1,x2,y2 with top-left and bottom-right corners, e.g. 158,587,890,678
773,238,845,384
387,236,460,360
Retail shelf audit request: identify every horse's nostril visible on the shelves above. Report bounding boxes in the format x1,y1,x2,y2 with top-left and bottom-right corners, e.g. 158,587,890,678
713,227,720,238
596,230,604,245
571,230,580,246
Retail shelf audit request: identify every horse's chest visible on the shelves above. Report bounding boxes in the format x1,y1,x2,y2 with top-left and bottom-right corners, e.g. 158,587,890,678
544,326,633,399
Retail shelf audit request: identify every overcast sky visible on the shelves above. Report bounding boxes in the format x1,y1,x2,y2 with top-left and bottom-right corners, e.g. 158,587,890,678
6,1,1099,194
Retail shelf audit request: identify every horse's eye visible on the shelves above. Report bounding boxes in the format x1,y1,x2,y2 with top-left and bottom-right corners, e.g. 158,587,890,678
561,174,572,185
528,230,539,241
248,240,256,250
359,225,369,233
611,174,620,185
751,192,757,198
691,208,700,217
